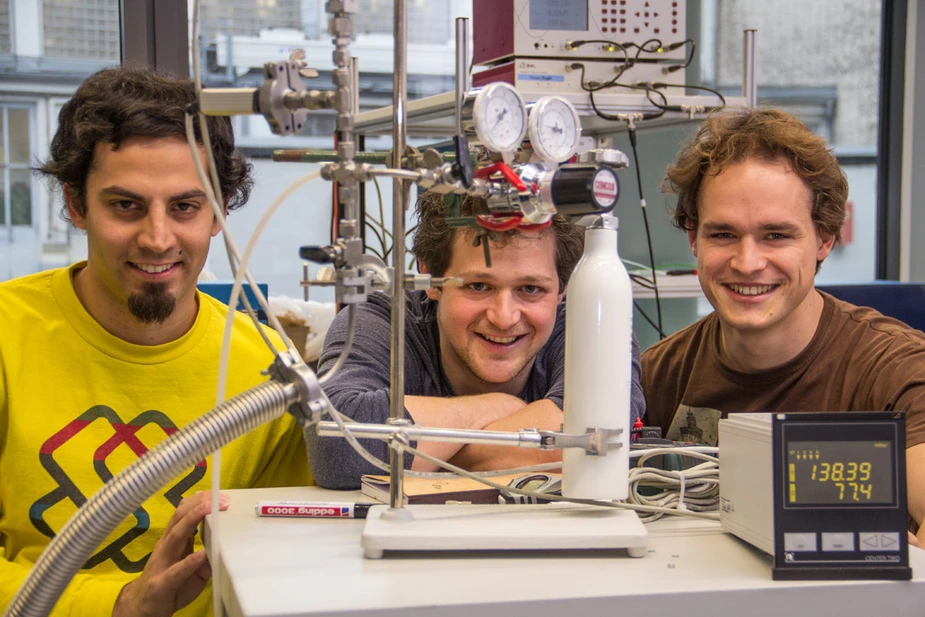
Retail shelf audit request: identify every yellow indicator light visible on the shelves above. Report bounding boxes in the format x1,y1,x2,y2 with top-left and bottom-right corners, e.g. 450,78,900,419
789,463,795,482
789,482,796,502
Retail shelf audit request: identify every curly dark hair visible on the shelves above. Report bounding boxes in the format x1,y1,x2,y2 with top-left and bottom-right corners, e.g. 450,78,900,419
411,191,585,292
663,107,848,244
36,66,253,222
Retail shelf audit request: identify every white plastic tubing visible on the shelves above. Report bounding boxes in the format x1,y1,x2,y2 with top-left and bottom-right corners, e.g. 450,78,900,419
5,380,298,617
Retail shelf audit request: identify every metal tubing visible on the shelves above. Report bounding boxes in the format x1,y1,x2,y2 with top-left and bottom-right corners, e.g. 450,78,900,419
455,17,468,135
743,29,757,107
272,150,466,165
316,421,545,448
388,0,409,511
330,6,357,224
351,56,360,115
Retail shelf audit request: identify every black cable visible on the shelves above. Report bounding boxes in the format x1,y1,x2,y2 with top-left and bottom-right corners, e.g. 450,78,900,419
627,124,665,340
643,81,727,112
570,65,666,337
629,272,656,289
634,300,668,339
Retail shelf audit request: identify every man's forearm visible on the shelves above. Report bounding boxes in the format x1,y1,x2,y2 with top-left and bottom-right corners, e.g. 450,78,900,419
406,393,528,471
447,399,564,471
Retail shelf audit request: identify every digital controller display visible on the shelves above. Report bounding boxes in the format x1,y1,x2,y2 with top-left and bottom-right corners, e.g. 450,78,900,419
529,0,588,31
786,440,894,505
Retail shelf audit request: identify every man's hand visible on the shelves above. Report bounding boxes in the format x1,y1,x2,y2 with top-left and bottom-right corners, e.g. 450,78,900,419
113,492,229,617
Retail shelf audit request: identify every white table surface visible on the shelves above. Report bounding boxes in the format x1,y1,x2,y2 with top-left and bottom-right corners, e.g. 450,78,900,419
205,486,925,617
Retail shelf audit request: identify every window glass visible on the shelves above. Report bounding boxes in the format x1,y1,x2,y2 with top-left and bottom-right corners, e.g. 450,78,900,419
10,168,31,225
199,0,302,40
352,0,452,44
0,0,10,55
8,108,30,164
43,0,120,61
713,0,882,282
0,106,34,228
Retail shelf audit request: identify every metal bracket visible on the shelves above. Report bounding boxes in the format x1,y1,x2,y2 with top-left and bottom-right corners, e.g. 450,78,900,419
537,427,624,455
268,351,326,428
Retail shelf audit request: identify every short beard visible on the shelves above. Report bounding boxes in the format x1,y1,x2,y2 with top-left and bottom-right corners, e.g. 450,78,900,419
127,283,176,324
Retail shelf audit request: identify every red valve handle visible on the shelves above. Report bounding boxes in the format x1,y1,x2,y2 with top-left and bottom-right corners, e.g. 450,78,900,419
473,162,528,193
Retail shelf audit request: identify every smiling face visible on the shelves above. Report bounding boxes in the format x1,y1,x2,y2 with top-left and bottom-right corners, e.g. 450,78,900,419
67,135,220,342
425,230,564,396
690,158,835,348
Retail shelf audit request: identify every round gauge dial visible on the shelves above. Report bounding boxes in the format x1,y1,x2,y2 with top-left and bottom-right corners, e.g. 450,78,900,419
471,82,528,154
528,95,582,162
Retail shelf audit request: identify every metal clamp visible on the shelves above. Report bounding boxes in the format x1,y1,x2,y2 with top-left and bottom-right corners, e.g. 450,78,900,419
268,351,326,428
537,427,624,455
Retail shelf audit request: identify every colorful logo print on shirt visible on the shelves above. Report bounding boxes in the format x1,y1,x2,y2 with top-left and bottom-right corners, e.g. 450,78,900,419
29,406,206,573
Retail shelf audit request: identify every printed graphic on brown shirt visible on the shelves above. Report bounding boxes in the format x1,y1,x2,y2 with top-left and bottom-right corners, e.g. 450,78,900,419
666,405,722,445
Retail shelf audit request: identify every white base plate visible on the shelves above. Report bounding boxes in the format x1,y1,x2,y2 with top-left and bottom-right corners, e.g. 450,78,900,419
361,503,648,559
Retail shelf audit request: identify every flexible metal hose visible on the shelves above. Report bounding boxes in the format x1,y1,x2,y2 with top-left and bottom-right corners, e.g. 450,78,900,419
5,380,299,617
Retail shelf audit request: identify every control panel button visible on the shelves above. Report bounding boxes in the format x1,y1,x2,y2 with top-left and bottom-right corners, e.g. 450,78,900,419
784,533,817,552
859,532,901,551
821,532,854,552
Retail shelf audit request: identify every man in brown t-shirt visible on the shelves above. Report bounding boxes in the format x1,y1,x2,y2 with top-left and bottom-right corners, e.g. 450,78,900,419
642,108,925,545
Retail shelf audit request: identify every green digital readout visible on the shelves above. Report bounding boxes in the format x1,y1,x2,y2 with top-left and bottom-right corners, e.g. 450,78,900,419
786,440,894,505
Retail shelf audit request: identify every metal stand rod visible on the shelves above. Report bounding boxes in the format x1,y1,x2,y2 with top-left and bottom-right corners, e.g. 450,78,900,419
743,29,757,107
318,422,545,448
351,56,360,115
388,0,409,511
455,17,468,135
316,421,624,455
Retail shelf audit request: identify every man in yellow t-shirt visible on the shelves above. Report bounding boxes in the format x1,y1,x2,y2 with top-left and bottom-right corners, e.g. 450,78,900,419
0,67,312,617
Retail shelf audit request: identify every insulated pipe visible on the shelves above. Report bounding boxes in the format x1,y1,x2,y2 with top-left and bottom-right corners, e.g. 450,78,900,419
5,381,298,617
388,0,409,511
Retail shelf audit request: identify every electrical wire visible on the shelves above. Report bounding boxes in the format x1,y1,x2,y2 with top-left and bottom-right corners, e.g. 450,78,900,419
626,123,664,339
190,5,307,615
643,81,727,113
402,443,720,523
571,67,669,340
634,300,668,339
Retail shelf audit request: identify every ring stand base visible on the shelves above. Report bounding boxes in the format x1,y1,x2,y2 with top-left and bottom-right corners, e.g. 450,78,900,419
361,502,648,559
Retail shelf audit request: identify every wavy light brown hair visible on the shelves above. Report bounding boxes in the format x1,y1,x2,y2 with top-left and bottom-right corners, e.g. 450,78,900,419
37,66,253,222
663,107,848,248
411,191,585,292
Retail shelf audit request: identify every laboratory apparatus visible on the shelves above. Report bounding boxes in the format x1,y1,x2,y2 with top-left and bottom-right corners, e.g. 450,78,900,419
7,0,761,612
527,95,583,162
471,0,689,94
719,412,911,580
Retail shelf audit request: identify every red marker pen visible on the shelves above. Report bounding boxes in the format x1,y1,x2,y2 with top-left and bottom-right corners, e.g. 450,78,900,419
254,501,372,519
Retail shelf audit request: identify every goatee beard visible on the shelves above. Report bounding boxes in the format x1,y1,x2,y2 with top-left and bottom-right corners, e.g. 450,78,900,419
128,282,176,324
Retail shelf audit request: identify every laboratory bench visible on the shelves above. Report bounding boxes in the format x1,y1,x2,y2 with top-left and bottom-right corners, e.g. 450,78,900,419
204,485,925,617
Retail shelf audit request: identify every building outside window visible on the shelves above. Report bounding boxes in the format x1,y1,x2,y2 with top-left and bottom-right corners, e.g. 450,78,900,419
0,1,11,55
43,0,119,61
0,104,34,228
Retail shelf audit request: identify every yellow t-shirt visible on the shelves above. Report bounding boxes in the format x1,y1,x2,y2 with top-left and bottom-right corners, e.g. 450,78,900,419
0,263,313,616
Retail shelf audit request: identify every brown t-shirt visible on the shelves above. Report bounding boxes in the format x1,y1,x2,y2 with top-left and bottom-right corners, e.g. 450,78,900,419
641,291,925,449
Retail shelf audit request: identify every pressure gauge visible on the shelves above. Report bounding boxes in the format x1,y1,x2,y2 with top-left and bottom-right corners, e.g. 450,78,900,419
527,96,582,162
461,82,528,154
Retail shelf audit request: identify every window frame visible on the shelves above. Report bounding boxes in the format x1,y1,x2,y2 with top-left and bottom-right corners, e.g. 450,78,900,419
0,102,36,229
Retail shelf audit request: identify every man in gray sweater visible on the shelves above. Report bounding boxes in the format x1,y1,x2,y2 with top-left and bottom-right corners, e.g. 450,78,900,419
307,191,646,489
